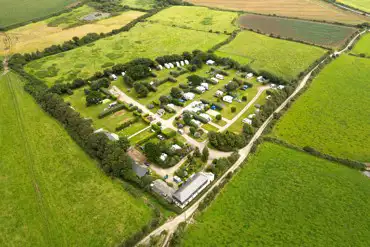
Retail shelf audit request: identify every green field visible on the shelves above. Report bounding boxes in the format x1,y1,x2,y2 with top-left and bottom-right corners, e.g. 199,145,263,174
25,22,228,86
180,142,370,247
0,72,153,246
352,32,370,56
0,0,78,28
148,6,239,33
215,31,327,81
45,5,97,28
338,0,370,12
120,0,156,10
272,55,370,162
238,14,357,48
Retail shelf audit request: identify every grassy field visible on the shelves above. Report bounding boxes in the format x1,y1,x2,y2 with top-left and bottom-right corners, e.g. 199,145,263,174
121,0,156,10
338,0,370,12
352,32,370,56
25,22,228,86
187,0,370,24
272,55,370,162
215,31,327,81
238,14,357,49
0,72,153,246
180,142,370,247
0,10,144,56
45,5,97,28
0,0,79,29
148,6,239,33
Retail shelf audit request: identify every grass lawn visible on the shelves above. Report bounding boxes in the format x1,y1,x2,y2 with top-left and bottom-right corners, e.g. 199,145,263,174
129,128,154,144
119,120,149,138
202,123,219,132
120,0,156,10
338,0,370,12
212,118,227,127
351,32,370,56
148,6,239,33
64,87,137,133
0,10,144,56
238,13,357,49
25,22,228,86
0,72,153,246
0,0,78,28
180,142,370,247
272,55,370,162
215,30,327,81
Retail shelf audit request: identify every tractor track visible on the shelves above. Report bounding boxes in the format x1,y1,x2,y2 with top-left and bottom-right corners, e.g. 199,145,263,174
4,73,53,245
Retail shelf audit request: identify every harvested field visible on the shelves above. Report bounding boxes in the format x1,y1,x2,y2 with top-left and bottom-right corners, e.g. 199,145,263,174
0,10,144,56
187,0,370,25
238,14,358,48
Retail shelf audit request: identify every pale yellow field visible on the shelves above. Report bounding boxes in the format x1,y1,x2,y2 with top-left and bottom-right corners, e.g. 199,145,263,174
0,11,144,55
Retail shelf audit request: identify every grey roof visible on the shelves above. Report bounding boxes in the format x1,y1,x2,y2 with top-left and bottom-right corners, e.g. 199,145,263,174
151,180,175,201
173,173,209,204
132,162,148,178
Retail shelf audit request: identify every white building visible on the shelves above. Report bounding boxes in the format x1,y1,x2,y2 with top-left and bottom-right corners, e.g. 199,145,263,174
164,63,170,69
215,90,224,97
223,95,233,103
199,113,212,123
160,153,168,161
171,144,182,151
109,102,117,108
211,77,219,84
183,92,195,100
216,74,224,80
246,73,254,79
270,83,276,89
180,61,185,66
266,95,272,100
206,60,215,65
173,172,215,208
190,119,201,127
242,118,252,125
248,114,256,119
176,61,180,67
169,63,174,68
200,82,209,90
196,86,206,93
121,71,126,76
173,176,182,184
257,76,265,83
110,74,117,80
184,60,189,65
278,85,285,90
158,65,163,70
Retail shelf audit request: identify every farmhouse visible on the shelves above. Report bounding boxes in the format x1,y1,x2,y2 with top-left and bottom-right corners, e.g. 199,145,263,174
199,113,212,123
243,118,252,125
223,95,233,103
196,86,206,93
173,172,215,208
151,179,175,202
206,60,215,65
183,92,195,100
216,74,224,80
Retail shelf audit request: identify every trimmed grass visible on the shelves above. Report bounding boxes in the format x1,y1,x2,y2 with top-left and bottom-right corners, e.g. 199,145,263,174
272,55,370,162
338,0,370,12
120,0,156,10
148,6,239,33
352,32,370,56
215,30,327,81
0,72,153,246
238,13,357,49
45,5,97,28
0,0,78,28
0,10,145,56
25,22,228,86
180,142,370,247
202,123,219,132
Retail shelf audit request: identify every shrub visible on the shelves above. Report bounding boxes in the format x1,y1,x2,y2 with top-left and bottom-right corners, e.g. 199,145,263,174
216,114,222,121
98,104,125,119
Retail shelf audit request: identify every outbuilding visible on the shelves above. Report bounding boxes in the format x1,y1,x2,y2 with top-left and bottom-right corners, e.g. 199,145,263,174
214,90,224,97
242,118,252,125
196,86,206,93
185,60,189,65
180,61,185,66
110,74,117,80
216,74,224,80
160,153,168,161
223,95,233,103
246,73,253,79
257,76,265,83
211,77,219,83
183,92,195,100
200,82,209,90
206,60,215,65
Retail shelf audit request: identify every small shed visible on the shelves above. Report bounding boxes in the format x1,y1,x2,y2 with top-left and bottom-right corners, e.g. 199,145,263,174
246,73,253,79
160,153,168,161
242,118,252,125
196,86,206,93
216,74,224,80
183,92,195,100
132,162,148,178
185,60,189,65
215,90,224,97
206,60,215,65
201,82,209,90
211,77,219,83
223,95,233,103
180,61,185,66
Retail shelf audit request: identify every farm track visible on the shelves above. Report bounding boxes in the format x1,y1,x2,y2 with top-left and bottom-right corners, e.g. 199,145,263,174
0,31,15,74
4,73,53,245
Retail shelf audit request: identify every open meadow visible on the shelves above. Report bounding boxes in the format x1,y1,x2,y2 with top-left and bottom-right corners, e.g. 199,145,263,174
148,6,239,33
272,55,370,162
186,0,370,24
0,72,154,246
0,0,78,29
120,0,156,10
0,10,144,56
215,30,326,81
238,14,357,49
180,142,370,247
25,22,228,86
337,0,370,12
351,32,370,56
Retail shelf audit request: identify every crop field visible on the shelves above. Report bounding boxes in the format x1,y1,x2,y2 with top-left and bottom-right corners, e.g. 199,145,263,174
351,32,370,56
338,0,370,12
215,31,326,81
148,6,239,33
0,10,144,56
238,14,357,49
0,0,78,29
272,55,370,162
180,142,370,247
186,0,370,24
25,22,228,86
0,72,153,246
121,0,156,10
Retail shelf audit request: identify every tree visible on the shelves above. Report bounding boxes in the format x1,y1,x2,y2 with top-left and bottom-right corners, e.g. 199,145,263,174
144,143,161,162
194,147,201,157
86,90,104,106
134,82,149,97
126,64,151,80
159,95,170,105
117,137,130,152
231,106,236,113
242,96,247,101
187,75,203,86
243,123,254,136
189,126,196,135
170,87,183,98
216,114,222,121
226,81,239,92
202,147,209,162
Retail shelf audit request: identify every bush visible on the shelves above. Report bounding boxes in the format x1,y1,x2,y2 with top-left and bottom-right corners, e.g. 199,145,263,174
216,114,222,120
231,106,236,113
162,128,176,138
98,104,125,119
115,117,139,131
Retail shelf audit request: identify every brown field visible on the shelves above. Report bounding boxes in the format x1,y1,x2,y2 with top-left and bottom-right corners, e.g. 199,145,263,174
187,0,370,24
0,11,144,56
